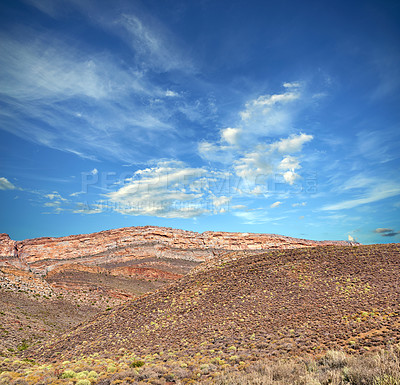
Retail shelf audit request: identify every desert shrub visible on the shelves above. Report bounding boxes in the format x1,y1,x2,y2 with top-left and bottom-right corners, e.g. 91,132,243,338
129,360,145,368
373,375,400,385
106,364,117,373
94,379,110,385
60,369,76,378
87,370,98,378
16,341,29,352
76,370,89,378
76,380,91,385
271,361,307,382
319,350,347,369
244,359,273,377
111,369,139,379
213,346,400,385
343,348,400,385
136,366,163,380
172,367,190,380
0,372,13,385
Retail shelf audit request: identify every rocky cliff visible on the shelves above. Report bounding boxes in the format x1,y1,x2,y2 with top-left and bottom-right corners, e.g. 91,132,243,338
0,226,353,275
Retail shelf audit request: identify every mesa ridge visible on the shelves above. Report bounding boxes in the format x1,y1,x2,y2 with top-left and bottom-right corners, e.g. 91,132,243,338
0,225,355,275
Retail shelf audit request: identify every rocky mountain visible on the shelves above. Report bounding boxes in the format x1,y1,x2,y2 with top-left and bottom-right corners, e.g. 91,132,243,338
0,226,355,355
0,226,354,275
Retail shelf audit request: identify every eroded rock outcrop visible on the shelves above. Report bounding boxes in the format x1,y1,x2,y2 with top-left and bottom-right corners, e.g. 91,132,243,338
0,233,28,270
0,226,353,275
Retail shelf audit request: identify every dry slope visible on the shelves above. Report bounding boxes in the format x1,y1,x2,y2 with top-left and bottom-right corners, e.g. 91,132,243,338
29,243,400,363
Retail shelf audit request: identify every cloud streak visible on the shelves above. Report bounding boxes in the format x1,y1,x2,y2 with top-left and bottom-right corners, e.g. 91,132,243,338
0,177,17,190
0,10,206,164
321,179,400,211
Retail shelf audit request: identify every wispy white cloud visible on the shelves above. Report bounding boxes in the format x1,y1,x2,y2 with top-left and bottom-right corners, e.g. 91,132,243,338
199,84,306,170
212,195,231,207
25,0,194,74
0,177,17,190
22,0,68,18
356,129,400,164
116,14,193,73
292,201,306,207
165,90,179,97
321,179,400,211
234,145,274,181
270,201,282,208
44,192,67,201
269,133,313,154
72,202,104,215
283,82,301,89
278,156,301,171
38,190,69,214
0,34,143,100
374,227,393,233
238,85,301,137
198,141,235,164
0,30,191,162
233,208,287,225
232,209,269,224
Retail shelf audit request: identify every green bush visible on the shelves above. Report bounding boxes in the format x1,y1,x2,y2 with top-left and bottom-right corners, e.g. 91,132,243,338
60,369,76,378
76,370,89,378
16,341,29,351
87,370,98,378
76,380,91,385
129,360,145,368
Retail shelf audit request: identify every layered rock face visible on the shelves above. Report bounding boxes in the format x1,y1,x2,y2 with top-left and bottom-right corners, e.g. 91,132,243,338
0,226,353,275
0,233,28,270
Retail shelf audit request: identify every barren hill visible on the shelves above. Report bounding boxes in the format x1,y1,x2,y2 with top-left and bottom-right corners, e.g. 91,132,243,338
29,243,400,363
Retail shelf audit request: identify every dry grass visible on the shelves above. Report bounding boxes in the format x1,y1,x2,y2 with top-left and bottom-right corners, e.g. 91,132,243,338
1,345,400,384
213,346,400,385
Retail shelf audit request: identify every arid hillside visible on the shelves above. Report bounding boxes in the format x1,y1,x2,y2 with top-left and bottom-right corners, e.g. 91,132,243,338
29,243,400,364
0,265,173,355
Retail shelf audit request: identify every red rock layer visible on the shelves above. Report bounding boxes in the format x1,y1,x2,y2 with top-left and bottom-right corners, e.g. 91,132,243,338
0,226,353,275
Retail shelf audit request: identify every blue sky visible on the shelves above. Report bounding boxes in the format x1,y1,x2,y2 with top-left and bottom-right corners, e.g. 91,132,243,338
1,0,399,243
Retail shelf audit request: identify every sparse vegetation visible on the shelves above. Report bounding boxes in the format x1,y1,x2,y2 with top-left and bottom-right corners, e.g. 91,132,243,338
0,345,399,384
214,346,400,385
0,243,399,384
25,244,400,364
